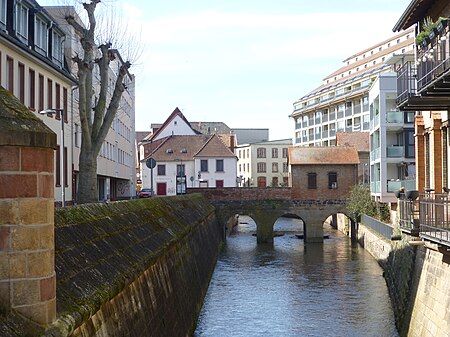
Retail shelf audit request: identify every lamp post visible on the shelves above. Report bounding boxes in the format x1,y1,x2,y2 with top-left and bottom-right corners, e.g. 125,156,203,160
39,109,65,207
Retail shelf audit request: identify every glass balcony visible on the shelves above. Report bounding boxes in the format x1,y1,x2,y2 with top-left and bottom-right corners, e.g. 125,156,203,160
387,146,404,157
387,179,416,192
386,111,403,123
370,147,380,161
371,181,381,193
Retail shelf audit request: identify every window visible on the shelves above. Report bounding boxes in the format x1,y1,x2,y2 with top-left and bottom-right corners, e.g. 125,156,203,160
272,162,278,173
55,83,61,118
257,162,266,173
29,69,35,109
283,162,288,173
200,159,208,172
176,164,185,176
216,159,224,172
272,148,278,158
52,30,64,67
38,74,44,112
56,145,61,187
283,177,288,186
246,149,249,158
282,148,288,158
63,87,68,122
308,173,317,189
272,177,279,187
239,164,241,172
157,164,166,176
15,2,29,42
18,62,25,103
35,16,48,56
74,123,80,147
328,172,337,189
47,79,53,111
257,147,266,158
6,56,13,92
0,0,6,28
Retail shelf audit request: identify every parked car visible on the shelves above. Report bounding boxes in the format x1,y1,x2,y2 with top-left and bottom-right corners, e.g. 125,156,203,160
139,188,152,198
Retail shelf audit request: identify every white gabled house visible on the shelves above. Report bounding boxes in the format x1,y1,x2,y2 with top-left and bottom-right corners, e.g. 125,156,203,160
139,108,237,195
141,134,237,195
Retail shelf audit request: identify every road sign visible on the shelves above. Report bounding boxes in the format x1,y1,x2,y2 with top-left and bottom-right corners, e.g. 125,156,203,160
146,158,157,169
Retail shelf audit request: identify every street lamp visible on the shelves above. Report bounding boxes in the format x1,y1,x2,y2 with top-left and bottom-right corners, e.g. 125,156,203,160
39,108,65,207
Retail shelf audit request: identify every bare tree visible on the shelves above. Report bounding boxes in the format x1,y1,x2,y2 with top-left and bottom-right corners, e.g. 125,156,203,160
58,0,136,203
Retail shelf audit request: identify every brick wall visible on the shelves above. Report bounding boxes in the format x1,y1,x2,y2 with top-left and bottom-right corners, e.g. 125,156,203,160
290,164,357,200
0,87,57,328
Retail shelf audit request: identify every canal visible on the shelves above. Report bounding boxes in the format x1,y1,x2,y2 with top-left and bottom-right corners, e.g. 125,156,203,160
194,216,398,337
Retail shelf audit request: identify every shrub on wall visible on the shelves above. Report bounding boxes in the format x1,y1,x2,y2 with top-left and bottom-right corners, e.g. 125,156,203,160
346,184,390,222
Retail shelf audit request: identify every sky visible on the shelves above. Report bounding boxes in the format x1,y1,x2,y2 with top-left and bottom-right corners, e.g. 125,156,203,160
42,0,413,140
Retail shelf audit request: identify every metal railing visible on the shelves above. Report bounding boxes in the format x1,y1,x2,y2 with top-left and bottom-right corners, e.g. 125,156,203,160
396,61,417,106
361,214,393,240
398,195,420,235
419,192,450,245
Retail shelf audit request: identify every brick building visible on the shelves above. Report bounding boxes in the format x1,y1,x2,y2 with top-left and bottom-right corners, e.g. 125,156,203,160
288,146,360,200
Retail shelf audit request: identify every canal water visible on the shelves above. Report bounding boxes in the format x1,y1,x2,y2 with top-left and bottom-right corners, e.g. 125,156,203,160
193,216,398,337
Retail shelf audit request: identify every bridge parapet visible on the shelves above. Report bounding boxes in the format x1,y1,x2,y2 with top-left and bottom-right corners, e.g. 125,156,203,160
187,187,292,200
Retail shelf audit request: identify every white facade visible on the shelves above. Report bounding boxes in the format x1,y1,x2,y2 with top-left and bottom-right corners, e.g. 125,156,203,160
369,72,415,203
195,157,237,188
236,139,291,187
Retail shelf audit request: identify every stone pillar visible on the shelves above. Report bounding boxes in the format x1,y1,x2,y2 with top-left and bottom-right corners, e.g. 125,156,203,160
0,88,57,326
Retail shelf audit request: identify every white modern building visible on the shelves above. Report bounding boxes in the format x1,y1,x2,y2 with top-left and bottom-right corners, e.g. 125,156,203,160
235,139,292,187
291,28,414,147
369,70,415,203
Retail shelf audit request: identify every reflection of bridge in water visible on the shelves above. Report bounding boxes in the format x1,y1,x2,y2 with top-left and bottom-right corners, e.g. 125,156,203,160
189,188,356,243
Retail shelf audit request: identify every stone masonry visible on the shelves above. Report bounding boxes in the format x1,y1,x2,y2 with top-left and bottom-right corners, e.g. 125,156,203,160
0,87,57,327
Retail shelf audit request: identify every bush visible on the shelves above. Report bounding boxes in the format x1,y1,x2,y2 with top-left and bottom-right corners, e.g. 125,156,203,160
346,184,390,223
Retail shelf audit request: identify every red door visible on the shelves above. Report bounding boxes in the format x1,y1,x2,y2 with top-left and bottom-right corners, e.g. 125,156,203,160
216,180,224,188
157,183,167,196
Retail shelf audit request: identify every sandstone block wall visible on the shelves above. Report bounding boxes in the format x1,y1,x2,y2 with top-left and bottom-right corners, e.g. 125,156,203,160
44,194,223,337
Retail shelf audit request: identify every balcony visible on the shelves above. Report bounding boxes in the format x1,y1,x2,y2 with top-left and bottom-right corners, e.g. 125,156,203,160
387,179,415,193
371,180,381,193
386,111,403,123
419,192,450,246
370,113,380,130
387,145,404,158
397,21,450,111
370,147,380,161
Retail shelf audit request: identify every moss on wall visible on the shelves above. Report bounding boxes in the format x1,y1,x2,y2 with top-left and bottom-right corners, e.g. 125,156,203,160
44,194,222,337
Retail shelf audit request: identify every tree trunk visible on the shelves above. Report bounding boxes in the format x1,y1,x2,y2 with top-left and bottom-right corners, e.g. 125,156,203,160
77,148,99,204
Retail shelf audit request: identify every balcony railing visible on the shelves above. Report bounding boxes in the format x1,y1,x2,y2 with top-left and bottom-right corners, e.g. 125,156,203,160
386,111,403,123
361,214,393,240
387,145,404,157
416,22,450,93
396,61,417,107
371,180,381,193
387,179,416,193
419,192,450,245
398,191,420,236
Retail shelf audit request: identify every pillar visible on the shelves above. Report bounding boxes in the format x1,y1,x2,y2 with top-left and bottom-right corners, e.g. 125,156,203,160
0,88,57,326
415,115,425,192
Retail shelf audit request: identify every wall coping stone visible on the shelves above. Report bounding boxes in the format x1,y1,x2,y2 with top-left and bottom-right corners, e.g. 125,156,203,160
0,87,56,148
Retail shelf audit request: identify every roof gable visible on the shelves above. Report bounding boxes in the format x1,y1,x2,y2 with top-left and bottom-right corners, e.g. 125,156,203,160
148,108,196,141
195,135,237,158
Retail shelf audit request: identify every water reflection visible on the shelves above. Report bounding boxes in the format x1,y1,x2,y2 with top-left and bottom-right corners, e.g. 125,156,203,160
194,216,398,337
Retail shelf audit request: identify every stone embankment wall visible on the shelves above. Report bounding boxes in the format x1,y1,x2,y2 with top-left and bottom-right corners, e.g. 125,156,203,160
45,194,223,337
357,222,450,337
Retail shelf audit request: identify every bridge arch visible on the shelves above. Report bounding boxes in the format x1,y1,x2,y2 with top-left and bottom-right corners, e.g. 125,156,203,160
211,199,351,243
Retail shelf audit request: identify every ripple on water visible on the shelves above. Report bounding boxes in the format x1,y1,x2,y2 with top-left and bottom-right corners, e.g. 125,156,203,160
194,218,398,337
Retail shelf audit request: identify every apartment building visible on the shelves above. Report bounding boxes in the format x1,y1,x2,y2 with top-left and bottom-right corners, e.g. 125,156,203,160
45,6,136,202
0,0,77,206
392,0,450,244
291,28,414,147
235,139,291,187
369,71,416,203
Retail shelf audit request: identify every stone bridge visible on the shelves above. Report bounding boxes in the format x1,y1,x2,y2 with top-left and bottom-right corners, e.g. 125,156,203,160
187,188,355,243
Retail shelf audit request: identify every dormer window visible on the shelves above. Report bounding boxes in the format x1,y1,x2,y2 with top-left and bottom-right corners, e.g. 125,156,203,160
0,0,6,30
35,16,48,56
52,29,64,67
15,1,29,43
